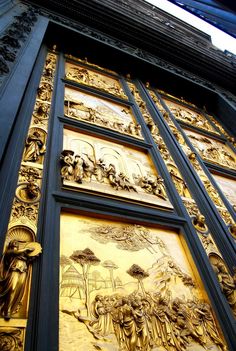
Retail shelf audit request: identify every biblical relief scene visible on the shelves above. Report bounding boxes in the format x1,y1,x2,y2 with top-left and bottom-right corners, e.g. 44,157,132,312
212,174,236,207
184,129,236,170
65,62,127,100
61,129,172,210
60,213,226,351
163,99,218,134
64,87,143,139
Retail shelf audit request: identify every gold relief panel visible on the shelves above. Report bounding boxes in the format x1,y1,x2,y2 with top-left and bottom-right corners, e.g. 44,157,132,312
64,87,143,139
61,129,172,210
65,62,127,100
163,99,218,135
212,173,236,208
60,212,227,351
184,129,236,170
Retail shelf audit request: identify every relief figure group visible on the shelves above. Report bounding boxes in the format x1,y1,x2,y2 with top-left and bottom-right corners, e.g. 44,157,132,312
60,150,167,200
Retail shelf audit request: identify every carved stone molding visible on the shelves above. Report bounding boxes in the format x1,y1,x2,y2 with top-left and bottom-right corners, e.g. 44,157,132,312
0,6,38,84
32,4,236,107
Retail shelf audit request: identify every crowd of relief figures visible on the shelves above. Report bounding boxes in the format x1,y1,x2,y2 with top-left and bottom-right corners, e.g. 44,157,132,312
61,130,172,208
184,130,236,170
65,62,127,100
64,87,143,138
162,99,218,134
60,214,226,351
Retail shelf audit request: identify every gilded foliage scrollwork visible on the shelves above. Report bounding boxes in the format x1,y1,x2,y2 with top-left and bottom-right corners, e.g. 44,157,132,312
0,327,24,351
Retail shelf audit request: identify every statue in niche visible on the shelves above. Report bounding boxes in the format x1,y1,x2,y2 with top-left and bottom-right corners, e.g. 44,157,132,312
203,180,222,207
37,82,52,101
169,169,189,197
169,125,185,145
188,152,202,171
0,235,42,319
23,131,46,163
210,256,236,318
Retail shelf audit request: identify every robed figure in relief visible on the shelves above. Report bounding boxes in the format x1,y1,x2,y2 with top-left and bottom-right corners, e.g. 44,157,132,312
0,239,41,319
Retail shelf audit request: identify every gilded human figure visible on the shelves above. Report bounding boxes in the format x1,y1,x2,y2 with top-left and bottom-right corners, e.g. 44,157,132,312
37,83,52,101
60,150,74,180
74,155,84,183
23,131,46,163
212,261,236,318
118,173,137,192
94,158,106,182
106,163,119,189
0,240,41,319
33,103,49,125
138,175,167,200
169,169,189,197
81,154,94,181
203,180,222,207
91,295,113,336
192,214,208,234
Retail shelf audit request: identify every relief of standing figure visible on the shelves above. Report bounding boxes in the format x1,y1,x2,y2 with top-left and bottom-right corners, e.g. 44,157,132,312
0,239,41,319
74,155,84,183
23,131,46,163
60,150,74,180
